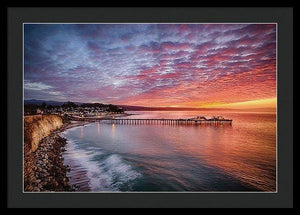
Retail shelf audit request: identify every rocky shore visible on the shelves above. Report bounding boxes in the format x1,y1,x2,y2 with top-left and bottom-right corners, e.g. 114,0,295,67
24,113,130,192
24,119,90,192
25,133,73,191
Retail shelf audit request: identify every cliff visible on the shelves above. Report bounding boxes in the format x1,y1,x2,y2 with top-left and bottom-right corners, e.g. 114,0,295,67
24,114,63,152
24,114,65,191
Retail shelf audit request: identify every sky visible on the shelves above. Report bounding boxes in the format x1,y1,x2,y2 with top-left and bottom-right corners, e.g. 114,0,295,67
24,24,276,109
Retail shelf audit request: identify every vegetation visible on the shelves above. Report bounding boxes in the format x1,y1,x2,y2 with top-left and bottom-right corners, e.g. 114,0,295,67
80,103,105,108
62,101,78,108
107,104,124,113
24,104,41,115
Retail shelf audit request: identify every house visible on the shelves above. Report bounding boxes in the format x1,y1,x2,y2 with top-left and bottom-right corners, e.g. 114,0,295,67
36,108,43,114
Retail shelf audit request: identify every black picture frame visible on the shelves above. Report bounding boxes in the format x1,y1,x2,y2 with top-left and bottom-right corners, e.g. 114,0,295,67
6,7,293,208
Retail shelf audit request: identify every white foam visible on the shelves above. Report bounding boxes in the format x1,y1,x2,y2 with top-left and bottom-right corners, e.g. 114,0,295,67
62,122,96,136
62,126,80,135
63,139,141,191
103,154,142,190
64,139,112,190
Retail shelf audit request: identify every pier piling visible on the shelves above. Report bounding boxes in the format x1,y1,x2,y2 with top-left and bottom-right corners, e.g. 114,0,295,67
67,116,232,126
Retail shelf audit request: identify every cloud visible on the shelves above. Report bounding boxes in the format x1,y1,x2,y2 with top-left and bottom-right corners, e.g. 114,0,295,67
87,41,102,54
24,24,276,107
24,80,53,91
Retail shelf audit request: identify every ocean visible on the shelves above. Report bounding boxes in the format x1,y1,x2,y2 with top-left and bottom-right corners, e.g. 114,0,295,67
61,111,276,192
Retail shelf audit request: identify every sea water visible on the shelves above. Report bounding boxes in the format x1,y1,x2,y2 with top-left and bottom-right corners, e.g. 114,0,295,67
61,111,276,192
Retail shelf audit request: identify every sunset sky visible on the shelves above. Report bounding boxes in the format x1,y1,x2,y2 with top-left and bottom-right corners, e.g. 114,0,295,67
24,24,276,109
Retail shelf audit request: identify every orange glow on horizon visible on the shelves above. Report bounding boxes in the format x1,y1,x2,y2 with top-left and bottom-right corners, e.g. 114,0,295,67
122,97,277,111
199,98,276,110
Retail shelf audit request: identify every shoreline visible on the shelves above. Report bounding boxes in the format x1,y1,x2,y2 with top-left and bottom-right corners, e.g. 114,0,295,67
67,112,134,121
24,120,93,192
27,120,94,192
60,120,93,132
24,113,131,192
24,130,73,191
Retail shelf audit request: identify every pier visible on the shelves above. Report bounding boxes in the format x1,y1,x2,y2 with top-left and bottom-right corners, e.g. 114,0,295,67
67,115,232,126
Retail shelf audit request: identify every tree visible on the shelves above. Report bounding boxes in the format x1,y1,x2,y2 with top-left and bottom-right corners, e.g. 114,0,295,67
41,102,47,109
62,101,78,108
24,104,39,115
107,104,124,113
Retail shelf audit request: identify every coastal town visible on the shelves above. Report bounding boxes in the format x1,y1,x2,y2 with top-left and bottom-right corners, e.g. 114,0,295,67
24,101,125,118
24,101,232,125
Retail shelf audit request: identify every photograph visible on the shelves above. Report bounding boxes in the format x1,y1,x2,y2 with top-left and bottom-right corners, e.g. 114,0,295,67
23,23,277,192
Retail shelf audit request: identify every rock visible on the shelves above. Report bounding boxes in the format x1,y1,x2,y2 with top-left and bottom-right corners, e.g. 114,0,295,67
33,187,40,191
26,185,34,191
41,182,47,186
25,130,73,192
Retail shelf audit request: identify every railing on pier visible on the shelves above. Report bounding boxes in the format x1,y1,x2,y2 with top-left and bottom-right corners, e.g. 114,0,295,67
67,116,232,126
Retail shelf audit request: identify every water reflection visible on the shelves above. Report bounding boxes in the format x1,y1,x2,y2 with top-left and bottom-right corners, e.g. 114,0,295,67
80,126,84,138
111,123,115,139
97,122,101,135
63,111,276,191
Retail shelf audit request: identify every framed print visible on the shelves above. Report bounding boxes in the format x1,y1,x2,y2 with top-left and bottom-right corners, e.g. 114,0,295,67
6,7,293,208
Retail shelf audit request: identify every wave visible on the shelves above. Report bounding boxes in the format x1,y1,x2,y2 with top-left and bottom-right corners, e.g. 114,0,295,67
63,138,141,191
102,154,142,190
61,126,80,135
